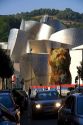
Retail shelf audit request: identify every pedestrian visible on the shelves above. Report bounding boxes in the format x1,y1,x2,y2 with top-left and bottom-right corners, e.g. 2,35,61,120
75,76,78,84
75,76,78,88
28,87,31,98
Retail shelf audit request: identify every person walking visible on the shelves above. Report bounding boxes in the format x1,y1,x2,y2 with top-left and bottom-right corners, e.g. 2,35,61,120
28,87,31,98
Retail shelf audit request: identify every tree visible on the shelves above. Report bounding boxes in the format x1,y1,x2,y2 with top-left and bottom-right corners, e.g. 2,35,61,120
0,48,14,88
49,48,71,84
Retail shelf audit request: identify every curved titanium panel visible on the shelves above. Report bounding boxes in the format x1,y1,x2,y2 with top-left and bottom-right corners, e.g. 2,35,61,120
72,45,83,50
8,28,19,56
8,29,28,61
20,53,50,86
20,20,55,40
20,20,40,31
40,15,66,31
50,28,83,48
26,40,49,54
26,40,72,54
0,42,7,49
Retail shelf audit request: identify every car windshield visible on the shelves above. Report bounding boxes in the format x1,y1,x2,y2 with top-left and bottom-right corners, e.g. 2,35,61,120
77,97,83,115
36,91,59,100
0,93,14,109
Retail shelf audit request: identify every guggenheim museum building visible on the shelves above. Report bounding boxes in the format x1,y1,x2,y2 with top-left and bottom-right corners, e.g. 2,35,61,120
7,15,83,89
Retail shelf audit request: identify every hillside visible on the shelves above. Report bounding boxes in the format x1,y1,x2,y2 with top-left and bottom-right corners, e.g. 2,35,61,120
0,8,83,42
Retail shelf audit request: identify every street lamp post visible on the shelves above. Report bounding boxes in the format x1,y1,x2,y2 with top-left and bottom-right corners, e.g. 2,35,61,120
30,48,32,86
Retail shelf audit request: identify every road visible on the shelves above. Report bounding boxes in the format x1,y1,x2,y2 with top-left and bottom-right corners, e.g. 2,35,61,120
20,109,58,125
31,115,57,125
20,99,58,125
31,119,57,125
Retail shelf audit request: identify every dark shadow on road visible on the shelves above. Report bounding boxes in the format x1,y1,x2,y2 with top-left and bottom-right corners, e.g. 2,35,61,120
32,114,57,120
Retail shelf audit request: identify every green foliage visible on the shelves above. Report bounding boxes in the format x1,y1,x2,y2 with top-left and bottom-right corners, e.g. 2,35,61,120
0,15,20,41
57,8,82,21
0,48,14,78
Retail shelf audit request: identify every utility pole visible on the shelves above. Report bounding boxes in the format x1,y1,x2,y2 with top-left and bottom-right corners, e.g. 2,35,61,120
30,48,32,86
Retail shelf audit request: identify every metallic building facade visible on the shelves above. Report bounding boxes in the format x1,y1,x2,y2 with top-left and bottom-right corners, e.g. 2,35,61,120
7,15,83,87
50,28,83,48
20,54,50,87
8,29,28,62
20,19,55,40
40,15,66,32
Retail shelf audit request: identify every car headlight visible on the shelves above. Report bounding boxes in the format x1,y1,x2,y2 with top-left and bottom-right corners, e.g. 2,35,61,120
55,102,61,108
35,104,41,109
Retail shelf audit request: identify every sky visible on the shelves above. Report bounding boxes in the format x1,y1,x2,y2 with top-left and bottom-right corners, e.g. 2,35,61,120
0,0,83,15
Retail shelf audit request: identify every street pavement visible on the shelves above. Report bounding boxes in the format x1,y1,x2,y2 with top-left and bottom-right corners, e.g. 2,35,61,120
20,109,57,125
20,99,32,125
20,99,58,125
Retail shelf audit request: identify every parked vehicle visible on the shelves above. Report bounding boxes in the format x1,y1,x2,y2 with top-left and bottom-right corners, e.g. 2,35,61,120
0,90,20,123
30,90,62,118
69,86,83,95
0,103,17,125
58,93,83,125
